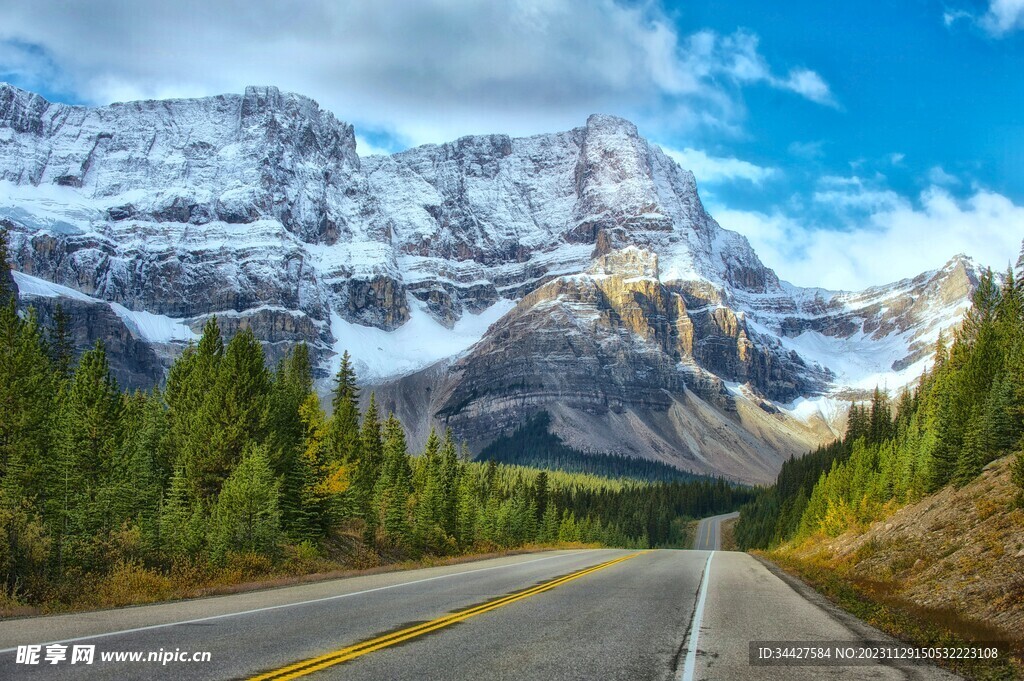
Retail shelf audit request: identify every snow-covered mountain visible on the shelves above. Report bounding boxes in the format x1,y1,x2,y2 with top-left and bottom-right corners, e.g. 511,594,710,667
0,83,979,483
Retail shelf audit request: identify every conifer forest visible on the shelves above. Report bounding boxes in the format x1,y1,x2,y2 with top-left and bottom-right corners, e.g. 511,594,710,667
0,229,748,607
736,255,1024,550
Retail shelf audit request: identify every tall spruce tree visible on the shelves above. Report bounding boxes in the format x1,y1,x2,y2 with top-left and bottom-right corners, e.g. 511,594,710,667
374,414,412,546
0,242,54,592
439,429,460,538
0,228,12,303
534,470,549,522
354,393,384,528
159,466,206,563
190,327,270,500
413,428,446,553
0,304,53,492
107,391,164,552
47,303,73,380
165,317,223,485
268,343,314,470
868,388,893,444
954,406,985,487
210,443,282,561
268,344,318,538
54,341,121,570
1016,240,1024,285
328,351,361,465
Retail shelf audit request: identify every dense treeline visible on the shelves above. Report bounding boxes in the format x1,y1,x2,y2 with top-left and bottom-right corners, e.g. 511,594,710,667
737,245,1024,550
0,228,746,605
478,412,712,482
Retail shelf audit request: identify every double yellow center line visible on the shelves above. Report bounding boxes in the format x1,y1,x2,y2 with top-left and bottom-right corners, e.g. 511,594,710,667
249,552,643,681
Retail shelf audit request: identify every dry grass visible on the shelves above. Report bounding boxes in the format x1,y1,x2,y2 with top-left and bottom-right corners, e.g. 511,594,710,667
764,454,1024,680
762,549,1022,681
720,517,738,551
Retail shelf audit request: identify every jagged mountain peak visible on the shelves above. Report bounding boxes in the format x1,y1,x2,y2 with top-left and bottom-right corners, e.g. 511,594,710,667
0,84,982,482
584,112,640,133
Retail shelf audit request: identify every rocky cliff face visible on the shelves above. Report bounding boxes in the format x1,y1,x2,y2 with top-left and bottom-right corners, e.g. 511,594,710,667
0,83,980,482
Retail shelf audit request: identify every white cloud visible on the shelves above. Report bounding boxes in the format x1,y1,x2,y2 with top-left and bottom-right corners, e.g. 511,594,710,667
945,0,1024,36
980,0,1024,34
695,30,837,107
354,135,394,158
0,1,835,145
776,68,837,107
812,178,907,213
714,187,1024,291
943,9,973,27
927,166,961,186
662,147,776,184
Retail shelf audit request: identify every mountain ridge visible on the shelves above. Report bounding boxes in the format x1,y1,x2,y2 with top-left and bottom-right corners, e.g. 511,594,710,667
0,82,982,482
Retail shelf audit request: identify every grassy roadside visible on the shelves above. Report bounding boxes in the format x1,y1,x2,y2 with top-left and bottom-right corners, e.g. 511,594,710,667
758,550,1023,681
720,517,738,551
0,541,601,620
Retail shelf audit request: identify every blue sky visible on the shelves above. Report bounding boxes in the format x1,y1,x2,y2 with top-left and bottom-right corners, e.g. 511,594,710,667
1,0,1022,290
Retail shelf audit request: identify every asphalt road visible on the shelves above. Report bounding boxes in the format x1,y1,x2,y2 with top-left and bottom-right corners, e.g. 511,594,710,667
0,542,960,680
692,511,739,550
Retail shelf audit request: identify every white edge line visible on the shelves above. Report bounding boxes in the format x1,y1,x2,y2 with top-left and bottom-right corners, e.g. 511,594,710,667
680,551,714,681
0,550,595,654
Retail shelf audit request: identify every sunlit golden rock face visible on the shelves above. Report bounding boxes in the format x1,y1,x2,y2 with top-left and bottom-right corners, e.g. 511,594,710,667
428,245,818,459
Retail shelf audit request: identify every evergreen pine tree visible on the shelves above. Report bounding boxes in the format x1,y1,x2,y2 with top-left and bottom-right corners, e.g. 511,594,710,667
1016,239,1024,285
0,303,54,494
933,332,949,371
159,466,206,563
953,406,985,487
267,344,319,538
844,403,867,442
267,343,314,473
439,429,460,538
1013,451,1024,505
0,228,12,303
107,391,164,556
534,470,549,522
455,472,478,548
0,468,50,598
960,268,1000,344
190,327,270,500
982,374,1019,458
47,303,74,380
354,393,384,528
54,341,122,570
373,414,412,546
328,351,361,464
165,317,223,482
210,443,282,561
540,500,559,543
300,392,352,533
868,388,893,444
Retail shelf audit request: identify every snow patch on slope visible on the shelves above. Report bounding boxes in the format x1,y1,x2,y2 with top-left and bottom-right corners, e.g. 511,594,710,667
15,271,198,344
781,395,845,425
12,270,97,302
331,296,516,381
0,181,100,234
110,304,199,343
777,328,913,390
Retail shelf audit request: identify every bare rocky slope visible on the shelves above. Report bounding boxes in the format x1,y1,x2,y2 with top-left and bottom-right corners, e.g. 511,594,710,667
0,83,980,483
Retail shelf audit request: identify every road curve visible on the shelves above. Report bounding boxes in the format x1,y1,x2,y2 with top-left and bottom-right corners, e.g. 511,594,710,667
692,511,739,550
0,543,959,680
